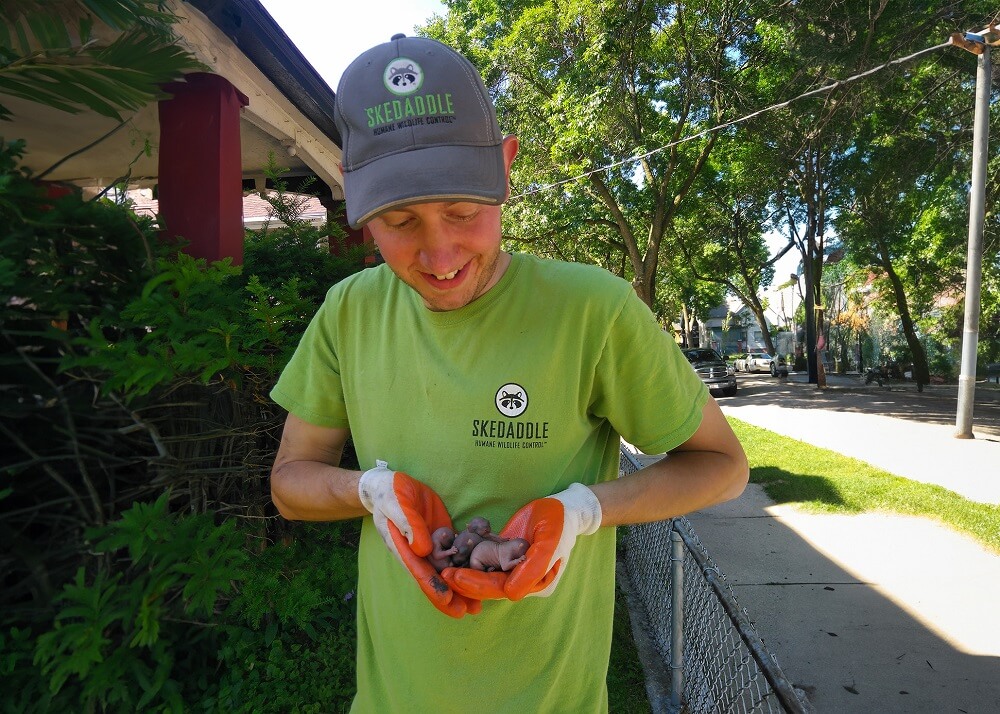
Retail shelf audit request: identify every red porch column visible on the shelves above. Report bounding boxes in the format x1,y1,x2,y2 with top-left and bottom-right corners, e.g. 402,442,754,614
158,73,249,264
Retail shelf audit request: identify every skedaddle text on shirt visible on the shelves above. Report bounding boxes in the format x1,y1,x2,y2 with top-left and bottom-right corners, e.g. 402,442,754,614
473,419,549,440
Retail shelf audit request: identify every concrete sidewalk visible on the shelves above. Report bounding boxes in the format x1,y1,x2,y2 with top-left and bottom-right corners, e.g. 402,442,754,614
681,387,1000,712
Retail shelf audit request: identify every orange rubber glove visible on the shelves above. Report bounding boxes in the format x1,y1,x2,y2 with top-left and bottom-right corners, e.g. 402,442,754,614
441,483,603,601
359,461,481,618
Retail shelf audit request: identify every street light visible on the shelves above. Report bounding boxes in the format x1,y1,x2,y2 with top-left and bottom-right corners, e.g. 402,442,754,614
951,26,998,438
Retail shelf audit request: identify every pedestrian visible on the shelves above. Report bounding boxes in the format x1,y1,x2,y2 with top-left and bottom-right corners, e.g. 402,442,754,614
269,33,748,713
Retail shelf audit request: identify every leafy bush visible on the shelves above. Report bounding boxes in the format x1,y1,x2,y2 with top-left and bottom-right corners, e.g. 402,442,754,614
243,166,366,309
61,161,367,398
924,337,957,379
6,499,360,713
208,522,360,713
64,253,316,396
1,139,366,711
29,493,245,711
1,137,172,620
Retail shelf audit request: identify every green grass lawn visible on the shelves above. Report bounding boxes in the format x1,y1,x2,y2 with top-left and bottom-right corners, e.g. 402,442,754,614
608,582,653,713
730,418,1000,554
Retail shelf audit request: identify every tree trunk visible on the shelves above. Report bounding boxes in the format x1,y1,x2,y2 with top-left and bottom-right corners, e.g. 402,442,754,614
739,295,777,357
883,261,930,390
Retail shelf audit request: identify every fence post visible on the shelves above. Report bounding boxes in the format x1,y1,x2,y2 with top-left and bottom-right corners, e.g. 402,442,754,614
669,525,684,710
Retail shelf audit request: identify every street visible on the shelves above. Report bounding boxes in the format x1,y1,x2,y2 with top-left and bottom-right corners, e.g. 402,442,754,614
720,371,1000,440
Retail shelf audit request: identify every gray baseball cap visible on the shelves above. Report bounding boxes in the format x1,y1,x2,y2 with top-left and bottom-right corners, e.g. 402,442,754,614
334,34,506,228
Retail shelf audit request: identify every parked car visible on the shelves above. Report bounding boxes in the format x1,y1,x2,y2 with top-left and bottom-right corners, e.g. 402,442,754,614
682,348,737,397
734,351,774,373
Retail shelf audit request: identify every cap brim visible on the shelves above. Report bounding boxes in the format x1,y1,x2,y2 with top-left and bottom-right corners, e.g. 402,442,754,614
344,143,506,228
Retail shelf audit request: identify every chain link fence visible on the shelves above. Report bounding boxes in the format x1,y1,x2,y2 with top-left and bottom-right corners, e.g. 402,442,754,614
618,446,811,713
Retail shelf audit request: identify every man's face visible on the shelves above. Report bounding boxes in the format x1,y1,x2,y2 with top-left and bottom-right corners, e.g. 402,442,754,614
369,200,506,311
366,136,518,312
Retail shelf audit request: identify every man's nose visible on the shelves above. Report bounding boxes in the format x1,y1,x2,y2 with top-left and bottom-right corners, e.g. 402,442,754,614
417,225,459,272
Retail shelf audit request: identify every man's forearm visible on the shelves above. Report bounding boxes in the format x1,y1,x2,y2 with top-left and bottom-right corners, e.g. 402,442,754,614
271,460,367,522
590,449,748,528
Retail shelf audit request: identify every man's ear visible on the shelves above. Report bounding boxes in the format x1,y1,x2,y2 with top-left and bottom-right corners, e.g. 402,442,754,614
502,135,519,173
501,135,519,199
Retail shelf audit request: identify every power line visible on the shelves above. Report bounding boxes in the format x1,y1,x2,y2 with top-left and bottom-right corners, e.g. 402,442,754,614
510,40,952,201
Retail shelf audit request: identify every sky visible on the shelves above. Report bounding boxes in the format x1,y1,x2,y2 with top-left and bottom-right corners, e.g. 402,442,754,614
258,0,800,313
259,0,448,91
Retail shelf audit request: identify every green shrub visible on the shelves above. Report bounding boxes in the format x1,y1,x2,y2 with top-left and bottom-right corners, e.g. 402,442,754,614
26,493,246,711
1,140,366,710
1,137,173,621
63,252,317,396
60,160,368,399
243,164,367,309
12,499,360,713
207,522,360,713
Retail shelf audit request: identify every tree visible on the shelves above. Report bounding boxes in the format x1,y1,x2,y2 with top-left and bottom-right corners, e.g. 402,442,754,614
425,0,760,310
422,0,1000,374
832,3,999,388
738,0,995,385
671,136,781,354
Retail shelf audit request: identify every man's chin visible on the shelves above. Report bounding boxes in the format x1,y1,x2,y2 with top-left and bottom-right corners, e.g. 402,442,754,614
420,290,476,312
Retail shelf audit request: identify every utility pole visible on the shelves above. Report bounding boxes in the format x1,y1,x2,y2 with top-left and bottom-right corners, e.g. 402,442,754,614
951,28,997,438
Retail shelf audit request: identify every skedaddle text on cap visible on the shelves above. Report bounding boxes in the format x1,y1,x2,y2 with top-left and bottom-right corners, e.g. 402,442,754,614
366,93,455,129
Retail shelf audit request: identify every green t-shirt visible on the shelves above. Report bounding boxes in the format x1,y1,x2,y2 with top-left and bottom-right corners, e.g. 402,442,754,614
271,253,707,713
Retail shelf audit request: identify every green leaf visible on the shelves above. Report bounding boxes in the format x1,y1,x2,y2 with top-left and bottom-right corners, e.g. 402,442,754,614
25,11,71,50
0,18,203,119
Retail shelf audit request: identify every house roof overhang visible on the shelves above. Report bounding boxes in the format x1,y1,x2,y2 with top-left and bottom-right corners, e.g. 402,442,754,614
3,0,344,197
186,0,341,146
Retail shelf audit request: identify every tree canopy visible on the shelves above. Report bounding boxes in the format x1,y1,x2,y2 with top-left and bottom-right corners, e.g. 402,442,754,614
422,0,1000,377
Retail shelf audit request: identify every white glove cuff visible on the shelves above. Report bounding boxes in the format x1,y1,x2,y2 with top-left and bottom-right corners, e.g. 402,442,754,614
554,482,603,536
358,459,391,514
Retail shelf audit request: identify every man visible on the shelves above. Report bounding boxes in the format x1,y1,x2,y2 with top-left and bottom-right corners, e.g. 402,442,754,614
269,33,748,713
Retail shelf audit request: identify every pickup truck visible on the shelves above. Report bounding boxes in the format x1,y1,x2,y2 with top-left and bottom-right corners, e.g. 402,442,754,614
682,348,737,397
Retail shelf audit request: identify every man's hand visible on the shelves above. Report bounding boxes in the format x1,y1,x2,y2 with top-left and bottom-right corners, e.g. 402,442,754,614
358,461,481,617
441,483,603,601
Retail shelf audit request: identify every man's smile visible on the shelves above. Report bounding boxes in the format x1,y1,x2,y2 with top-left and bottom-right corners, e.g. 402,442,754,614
421,260,472,289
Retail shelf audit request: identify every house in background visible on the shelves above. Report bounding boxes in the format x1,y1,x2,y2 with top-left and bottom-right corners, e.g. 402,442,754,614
699,303,775,356
5,0,365,264
127,189,330,233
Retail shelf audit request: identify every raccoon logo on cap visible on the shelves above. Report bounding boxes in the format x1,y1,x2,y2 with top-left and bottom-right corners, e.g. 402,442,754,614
384,59,423,95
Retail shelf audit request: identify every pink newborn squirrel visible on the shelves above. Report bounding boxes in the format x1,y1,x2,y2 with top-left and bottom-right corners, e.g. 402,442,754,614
466,516,506,543
449,516,501,567
428,527,459,572
427,517,511,572
450,529,483,567
469,537,530,572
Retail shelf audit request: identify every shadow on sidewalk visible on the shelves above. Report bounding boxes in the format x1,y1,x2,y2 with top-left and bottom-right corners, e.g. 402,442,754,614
686,483,1000,713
